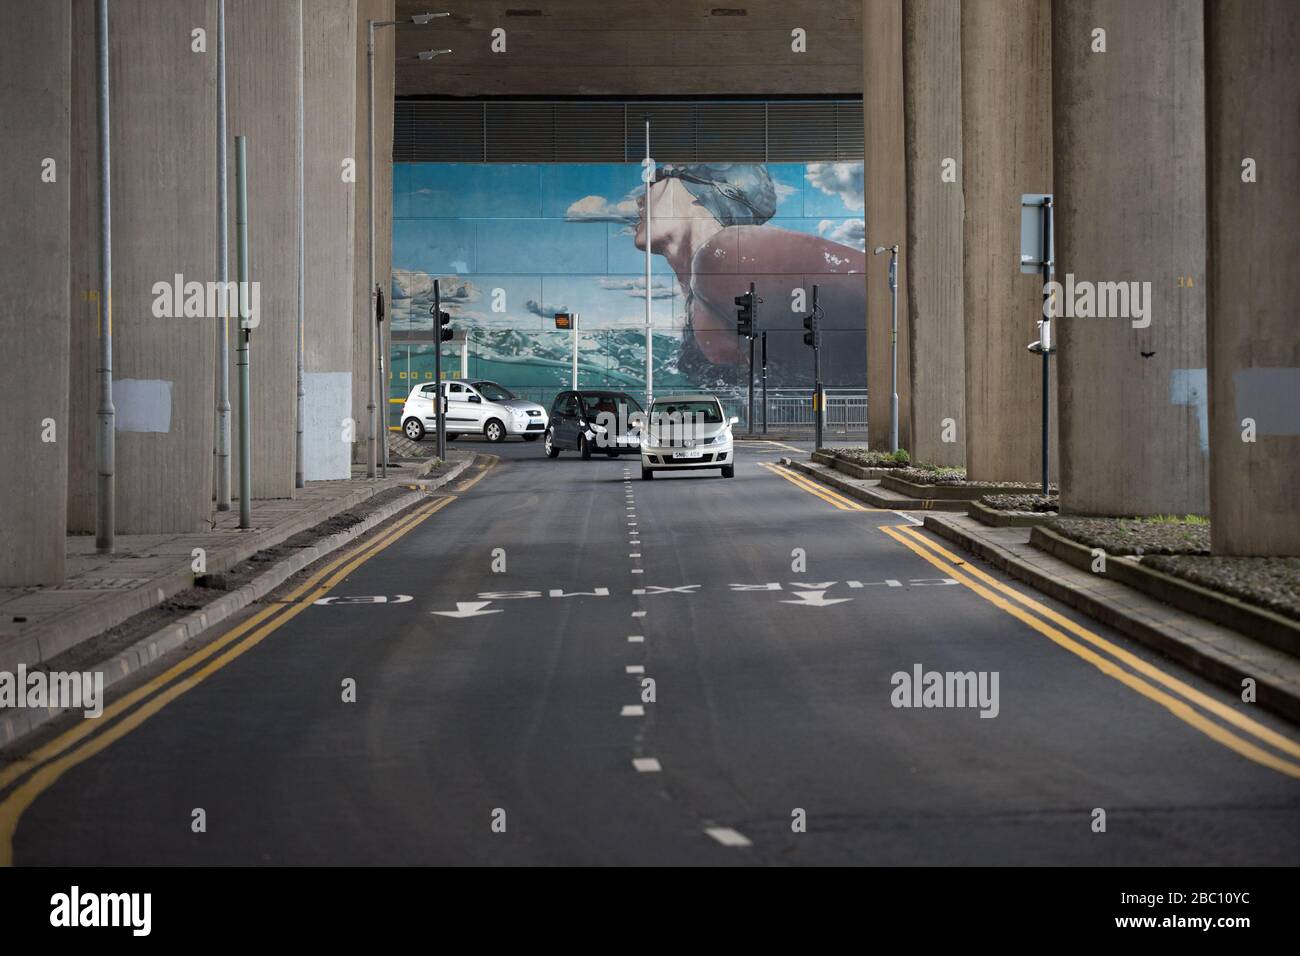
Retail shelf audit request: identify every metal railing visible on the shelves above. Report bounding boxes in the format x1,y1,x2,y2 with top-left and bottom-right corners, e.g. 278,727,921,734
390,385,868,435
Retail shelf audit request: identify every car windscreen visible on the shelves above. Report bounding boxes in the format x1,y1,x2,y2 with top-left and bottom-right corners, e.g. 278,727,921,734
649,400,723,424
473,382,515,402
582,394,643,418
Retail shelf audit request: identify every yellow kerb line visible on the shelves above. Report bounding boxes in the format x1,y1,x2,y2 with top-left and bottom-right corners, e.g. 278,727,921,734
880,525,1300,780
0,495,458,866
762,463,856,510
896,524,1300,761
763,462,873,511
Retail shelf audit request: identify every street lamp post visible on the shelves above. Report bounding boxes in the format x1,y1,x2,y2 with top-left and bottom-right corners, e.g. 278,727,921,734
366,12,450,479
642,118,653,407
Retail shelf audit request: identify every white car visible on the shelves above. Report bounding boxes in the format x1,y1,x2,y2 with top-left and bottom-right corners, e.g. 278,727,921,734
401,380,548,443
640,393,737,479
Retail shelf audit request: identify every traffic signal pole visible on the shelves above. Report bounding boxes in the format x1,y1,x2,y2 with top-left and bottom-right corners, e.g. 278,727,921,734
747,282,756,436
803,284,824,449
812,285,822,450
433,279,445,460
761,330,768,435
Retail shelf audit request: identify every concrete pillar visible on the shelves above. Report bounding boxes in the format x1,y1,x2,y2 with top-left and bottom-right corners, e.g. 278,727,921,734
67,0,217,534
303,0,357,481
1052,1,1207,516
353,0,395,464
863,0,910,452
225,0,300,500
0,1,70,584
1205,0,1300,555
902,0,964,468
960,0,1055,483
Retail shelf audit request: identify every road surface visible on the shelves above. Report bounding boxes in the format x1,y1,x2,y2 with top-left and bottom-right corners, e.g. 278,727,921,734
4,439,1298,865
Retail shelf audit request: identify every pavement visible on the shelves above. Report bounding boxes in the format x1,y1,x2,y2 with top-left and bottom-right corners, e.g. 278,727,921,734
2,437,1297,865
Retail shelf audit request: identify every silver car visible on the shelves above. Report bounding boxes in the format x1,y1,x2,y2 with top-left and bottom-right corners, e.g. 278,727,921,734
639,393,737,479
401,380,548,443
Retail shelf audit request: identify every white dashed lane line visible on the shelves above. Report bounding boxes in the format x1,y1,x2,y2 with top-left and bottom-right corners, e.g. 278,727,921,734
632,758,662,773
705,828,753,848
625,665,644,674
627,635,644,643
621,705,645,717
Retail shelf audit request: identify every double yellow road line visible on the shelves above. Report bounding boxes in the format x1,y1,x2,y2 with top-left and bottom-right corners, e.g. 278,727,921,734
764,461,1300,779
0,460,496,865
886,525,1300,779
762,462,879,512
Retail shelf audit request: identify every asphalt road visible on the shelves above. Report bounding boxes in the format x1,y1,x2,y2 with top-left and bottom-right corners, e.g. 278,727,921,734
6,438,1299,865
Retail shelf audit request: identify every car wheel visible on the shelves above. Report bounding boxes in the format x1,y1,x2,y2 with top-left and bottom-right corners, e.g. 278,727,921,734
722,464,735,478
522,433,540,442
544,429,560,458
403,418,424,441
484,419,506,443
579,435,592,460
641,466,654,480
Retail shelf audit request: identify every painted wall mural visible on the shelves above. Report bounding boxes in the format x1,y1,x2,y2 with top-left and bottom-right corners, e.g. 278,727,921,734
390,161,865,404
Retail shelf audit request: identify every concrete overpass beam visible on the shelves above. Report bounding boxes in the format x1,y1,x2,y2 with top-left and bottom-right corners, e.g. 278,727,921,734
0,0,71,584
902,0,964,468
67,0,217,534
863,0,910,452
960,0,1055,483
224,0,301,500
1052,0,1208,517
1205,0,1300,554
303,0,358,481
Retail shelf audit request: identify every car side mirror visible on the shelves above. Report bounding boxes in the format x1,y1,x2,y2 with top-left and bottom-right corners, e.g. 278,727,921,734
468,395,481,404
729,416,739,425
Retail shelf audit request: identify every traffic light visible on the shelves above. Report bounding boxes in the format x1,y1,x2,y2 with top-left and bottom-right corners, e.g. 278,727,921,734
434,308,452,343
734,291,754,338
803,309,817,349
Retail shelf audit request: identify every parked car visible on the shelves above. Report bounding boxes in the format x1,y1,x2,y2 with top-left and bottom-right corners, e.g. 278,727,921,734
544,390,645,459
401,380,547,443
639,393,737,479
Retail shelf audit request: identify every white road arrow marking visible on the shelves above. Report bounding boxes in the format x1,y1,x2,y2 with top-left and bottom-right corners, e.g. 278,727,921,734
432,601,504,619
779,589,852,608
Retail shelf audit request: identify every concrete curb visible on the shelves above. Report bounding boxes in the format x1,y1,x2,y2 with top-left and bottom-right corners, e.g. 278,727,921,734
922,513,1300,724
1030,524,1300,660
0,456,475,748
779,458,967,512
968,499,1056,529
0,456,447,674
880,474,1044,501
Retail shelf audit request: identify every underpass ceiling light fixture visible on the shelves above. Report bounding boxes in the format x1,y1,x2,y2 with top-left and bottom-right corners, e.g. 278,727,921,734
415,48,452,60
410,12,451,24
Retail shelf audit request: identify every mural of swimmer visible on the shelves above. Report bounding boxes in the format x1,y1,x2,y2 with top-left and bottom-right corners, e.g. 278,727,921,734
633,162,866,388
389,160,865,395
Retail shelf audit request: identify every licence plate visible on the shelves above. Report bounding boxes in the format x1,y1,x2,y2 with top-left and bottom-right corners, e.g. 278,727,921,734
671,451,702,459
